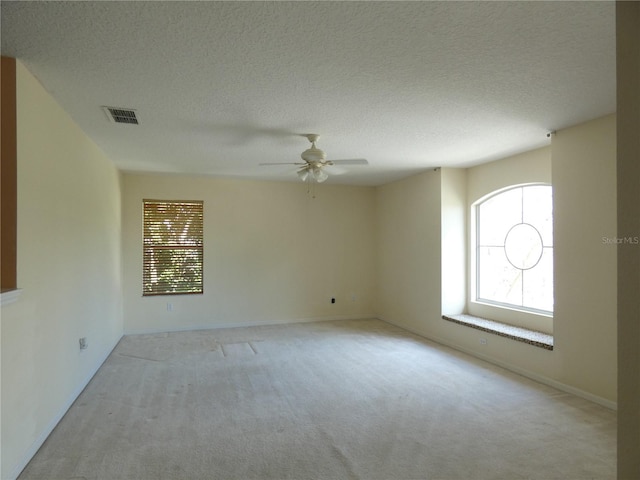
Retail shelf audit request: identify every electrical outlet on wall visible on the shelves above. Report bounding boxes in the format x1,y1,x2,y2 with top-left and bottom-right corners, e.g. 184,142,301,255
79,337,88,350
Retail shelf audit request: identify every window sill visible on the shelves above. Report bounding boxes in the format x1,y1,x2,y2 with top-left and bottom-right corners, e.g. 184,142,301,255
1,288,22,306
442,313,553,351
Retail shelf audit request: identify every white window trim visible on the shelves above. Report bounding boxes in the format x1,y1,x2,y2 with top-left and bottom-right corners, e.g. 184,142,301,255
468,183,553,334
1,288,22,306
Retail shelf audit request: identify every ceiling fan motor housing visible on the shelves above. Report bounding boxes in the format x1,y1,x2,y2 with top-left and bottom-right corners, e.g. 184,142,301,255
301,146,326,163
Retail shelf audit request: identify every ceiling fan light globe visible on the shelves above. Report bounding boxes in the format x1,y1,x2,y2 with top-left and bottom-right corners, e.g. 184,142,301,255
297,169,310,182
313,167,329,183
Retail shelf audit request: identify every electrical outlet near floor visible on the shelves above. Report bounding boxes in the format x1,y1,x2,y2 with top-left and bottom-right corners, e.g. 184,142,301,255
79,337,88,350
479,338,488,345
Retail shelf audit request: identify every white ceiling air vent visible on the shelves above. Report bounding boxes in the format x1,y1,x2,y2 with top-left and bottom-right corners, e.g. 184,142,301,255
102,106,139,125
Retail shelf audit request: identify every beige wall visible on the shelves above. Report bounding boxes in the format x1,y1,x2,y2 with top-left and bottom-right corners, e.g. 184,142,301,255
467,146,552,204
552,114,617,402
0,62,123,479
121,174,376,333
375,118,617,406
375,169,442,335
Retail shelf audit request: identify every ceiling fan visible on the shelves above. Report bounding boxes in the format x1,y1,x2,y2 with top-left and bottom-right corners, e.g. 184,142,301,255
260,134,368,183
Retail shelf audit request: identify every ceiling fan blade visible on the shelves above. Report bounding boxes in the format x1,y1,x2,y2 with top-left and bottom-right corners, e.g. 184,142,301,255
329,158,369,165
324,165,348,175
259,162,306,166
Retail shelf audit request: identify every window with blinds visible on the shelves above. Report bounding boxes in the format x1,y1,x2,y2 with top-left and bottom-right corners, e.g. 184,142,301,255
143,200,203,296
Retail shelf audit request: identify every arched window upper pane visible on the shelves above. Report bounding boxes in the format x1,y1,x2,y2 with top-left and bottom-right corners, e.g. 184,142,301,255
478,187,521,245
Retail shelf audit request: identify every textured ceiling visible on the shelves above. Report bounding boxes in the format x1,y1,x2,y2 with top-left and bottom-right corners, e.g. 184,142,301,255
1,1,615,186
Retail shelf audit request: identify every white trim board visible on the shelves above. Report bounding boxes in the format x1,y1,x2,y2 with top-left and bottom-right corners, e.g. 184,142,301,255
0,289,22,306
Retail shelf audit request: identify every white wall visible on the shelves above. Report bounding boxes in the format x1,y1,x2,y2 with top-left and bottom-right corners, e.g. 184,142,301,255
121,173,376,333
0,62,123,480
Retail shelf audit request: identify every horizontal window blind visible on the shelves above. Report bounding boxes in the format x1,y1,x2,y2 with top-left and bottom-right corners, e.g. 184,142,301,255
143,200,203,296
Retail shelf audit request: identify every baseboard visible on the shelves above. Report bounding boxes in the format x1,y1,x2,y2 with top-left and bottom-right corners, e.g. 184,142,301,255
378,316,617,411
7,336,123,480
124,313,377,335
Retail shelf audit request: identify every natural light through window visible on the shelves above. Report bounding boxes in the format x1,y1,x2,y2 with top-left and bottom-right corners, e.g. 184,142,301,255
143,200,204,296
475,185,553,314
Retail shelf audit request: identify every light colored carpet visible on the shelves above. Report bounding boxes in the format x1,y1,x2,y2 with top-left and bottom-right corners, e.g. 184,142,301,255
18,319,615,480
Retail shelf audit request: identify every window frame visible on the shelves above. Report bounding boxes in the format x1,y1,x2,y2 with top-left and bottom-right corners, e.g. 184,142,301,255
142,199,204,296
471,183,554,317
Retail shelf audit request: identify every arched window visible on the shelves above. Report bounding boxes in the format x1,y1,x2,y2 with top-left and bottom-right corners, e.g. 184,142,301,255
474,184,553,314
